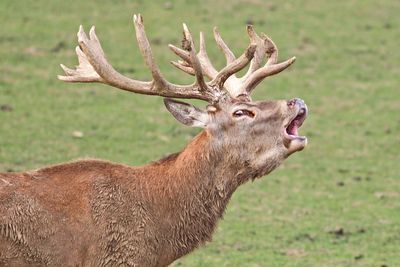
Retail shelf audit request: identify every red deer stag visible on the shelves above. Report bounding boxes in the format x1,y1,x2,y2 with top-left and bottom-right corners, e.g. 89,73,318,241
0,14,308,266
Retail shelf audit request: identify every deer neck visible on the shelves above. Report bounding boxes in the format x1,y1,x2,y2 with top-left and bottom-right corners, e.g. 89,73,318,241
151,131,252,244
145,129,283,261
162,130,247,201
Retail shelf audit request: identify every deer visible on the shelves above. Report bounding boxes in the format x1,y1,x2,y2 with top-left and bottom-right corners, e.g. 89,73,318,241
0,14,308,266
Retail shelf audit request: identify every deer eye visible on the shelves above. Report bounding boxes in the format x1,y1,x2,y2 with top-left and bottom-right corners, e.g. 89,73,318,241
233,109,255,118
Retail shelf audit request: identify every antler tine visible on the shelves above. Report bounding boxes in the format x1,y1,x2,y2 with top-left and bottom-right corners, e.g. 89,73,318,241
170,60,195,76
197,31,219,79
168,43,199,76
133,14,167,89
168,45,191,63
261,33,279,66
213,27,236,64
181,23,208,92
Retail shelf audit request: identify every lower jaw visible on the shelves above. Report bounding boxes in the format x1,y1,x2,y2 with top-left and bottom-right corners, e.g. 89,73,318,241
285,137,307,154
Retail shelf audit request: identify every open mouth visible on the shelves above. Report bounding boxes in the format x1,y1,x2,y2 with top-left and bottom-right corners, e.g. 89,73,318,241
284,107,307,140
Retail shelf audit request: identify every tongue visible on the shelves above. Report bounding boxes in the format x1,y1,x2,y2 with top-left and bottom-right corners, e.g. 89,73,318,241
287,120,299,136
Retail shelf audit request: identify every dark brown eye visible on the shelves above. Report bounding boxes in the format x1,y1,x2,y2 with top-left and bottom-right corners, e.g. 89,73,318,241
233,109,255,118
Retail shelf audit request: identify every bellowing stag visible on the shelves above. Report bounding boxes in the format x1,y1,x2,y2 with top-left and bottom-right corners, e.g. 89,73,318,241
0,14,308,266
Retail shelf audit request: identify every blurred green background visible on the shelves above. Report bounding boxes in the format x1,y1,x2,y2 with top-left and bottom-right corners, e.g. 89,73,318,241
0,0,399,266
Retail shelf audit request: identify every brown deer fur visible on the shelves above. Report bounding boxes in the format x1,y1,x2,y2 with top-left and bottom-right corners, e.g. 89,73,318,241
0,99,307,266
0,15,308,266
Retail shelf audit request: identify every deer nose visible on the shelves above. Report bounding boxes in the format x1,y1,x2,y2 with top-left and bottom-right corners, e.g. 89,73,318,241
287,98,305,108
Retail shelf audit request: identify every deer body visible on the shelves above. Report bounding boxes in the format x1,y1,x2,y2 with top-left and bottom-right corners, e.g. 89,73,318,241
1,14,308,266
0,129,285,266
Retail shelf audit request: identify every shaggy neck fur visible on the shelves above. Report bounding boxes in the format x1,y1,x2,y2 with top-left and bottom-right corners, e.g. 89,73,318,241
146,130,277,262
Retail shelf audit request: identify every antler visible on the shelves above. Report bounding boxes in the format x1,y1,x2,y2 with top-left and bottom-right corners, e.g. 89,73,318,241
59,14,294,103
59,14,256,103
172,25,296,100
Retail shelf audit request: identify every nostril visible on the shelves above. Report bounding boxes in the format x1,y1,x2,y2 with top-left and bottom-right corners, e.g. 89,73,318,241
288,98,305,107
287,99,296,107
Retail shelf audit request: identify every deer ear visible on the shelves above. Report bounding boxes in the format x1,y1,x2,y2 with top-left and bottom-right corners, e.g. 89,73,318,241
164,98,209,128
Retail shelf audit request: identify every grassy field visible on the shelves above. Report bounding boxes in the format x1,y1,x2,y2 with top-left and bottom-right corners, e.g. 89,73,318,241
1,0,399,266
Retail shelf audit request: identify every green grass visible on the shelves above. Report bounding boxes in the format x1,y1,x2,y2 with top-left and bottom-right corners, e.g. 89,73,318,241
1,0,399,266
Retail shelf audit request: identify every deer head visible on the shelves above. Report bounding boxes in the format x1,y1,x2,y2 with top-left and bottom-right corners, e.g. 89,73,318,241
58,14,308,180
